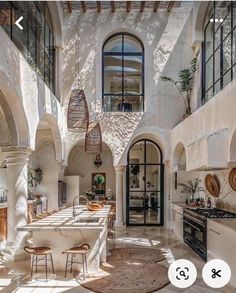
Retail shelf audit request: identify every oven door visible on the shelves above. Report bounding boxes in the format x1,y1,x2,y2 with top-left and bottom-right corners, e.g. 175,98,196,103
183,215,206,261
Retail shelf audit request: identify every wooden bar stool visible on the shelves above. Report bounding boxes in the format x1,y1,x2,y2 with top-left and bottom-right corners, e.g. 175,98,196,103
62,244,90,279
24,246,55,281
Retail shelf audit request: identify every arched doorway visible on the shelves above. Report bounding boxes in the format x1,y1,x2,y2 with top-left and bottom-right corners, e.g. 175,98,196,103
126,139,164,226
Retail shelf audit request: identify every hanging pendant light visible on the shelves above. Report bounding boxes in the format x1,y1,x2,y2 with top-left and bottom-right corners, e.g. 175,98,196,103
67,89,89,132
94,154,102,168
85,122,102,154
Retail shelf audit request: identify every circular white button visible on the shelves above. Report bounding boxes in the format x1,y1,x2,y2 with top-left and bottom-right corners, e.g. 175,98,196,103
202,259,231,288
168,259,197,288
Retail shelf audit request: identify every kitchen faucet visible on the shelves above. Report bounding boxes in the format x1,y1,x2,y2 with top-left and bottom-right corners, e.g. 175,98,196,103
72,195,88,217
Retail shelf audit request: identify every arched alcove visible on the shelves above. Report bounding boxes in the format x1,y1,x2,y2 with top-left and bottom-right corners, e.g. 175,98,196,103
172,142,186,171
65,141,115,203
32,114,63,163
29,115,62,210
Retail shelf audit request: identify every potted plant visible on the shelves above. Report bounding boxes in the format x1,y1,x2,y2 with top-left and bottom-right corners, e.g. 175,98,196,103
161,55,198,118
178,178,204,202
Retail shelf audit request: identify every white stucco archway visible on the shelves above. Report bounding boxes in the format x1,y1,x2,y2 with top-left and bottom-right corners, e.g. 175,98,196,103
64,135,115,167
118,127,170,166
0,69,30,147
192,1,209,46
33,114,63,163
172,141,187,171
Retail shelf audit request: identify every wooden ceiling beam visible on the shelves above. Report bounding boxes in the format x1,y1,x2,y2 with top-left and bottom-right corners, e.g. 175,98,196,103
97,1,101,13
66,1,72,13
140,1,145,13
127,1,131,13
110,1,115,12
81,1,86,12
154,1,160,12
167,1,175,13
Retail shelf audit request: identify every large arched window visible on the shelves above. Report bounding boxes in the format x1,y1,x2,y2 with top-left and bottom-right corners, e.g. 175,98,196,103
0,1,55,93
203,1,236,103
102,33,144,112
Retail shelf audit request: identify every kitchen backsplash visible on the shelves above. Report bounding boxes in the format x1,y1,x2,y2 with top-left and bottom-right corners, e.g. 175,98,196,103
173,169,236,212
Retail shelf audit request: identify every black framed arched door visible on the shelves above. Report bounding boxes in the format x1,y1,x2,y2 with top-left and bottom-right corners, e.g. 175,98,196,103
126,139,164,226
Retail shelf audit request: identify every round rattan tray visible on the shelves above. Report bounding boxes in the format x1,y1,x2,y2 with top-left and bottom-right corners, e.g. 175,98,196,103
205,174,220,197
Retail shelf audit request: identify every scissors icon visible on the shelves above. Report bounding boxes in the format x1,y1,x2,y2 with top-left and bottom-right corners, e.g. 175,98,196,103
212,268,221,278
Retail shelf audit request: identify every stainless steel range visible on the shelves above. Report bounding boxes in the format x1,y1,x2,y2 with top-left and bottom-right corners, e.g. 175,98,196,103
183,208,236,261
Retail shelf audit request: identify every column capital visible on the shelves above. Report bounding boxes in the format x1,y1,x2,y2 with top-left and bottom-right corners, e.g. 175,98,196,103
54,44,64,50
163,160,171,168
114,165,126,172
3,147,31,166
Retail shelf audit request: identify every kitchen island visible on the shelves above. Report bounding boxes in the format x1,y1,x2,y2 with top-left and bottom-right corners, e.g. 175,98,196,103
19,205,111,273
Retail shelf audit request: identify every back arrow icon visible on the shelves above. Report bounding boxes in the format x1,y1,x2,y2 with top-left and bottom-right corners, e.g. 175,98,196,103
15,16,23,30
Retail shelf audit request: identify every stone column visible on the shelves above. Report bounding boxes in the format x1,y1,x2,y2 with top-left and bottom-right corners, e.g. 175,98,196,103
4,148,30,251
114,165,125,227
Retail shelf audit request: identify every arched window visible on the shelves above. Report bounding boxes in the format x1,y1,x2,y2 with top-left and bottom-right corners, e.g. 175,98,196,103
0,1,55,93
203,1,235,103
102,33,144,112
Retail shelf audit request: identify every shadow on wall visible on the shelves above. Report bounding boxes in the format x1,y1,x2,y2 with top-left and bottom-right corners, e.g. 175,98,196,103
62,5,192,112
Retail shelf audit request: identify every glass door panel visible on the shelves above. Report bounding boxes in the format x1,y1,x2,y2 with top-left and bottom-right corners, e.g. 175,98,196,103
129,191,145,224
127,139,164,226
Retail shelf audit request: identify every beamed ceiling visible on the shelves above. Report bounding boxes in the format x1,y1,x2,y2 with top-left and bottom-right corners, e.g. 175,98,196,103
62,1,181,13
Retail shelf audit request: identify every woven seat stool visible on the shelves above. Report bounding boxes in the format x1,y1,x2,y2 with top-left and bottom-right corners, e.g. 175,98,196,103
62,244,90,279
24,246,55,281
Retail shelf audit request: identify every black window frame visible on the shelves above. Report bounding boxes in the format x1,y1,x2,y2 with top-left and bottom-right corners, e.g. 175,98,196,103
126,139,164,226
203,1,236,104
102,32,144,112
0,1,55,94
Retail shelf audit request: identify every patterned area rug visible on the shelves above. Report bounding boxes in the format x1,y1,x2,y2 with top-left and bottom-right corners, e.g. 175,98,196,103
82,248,169,293
108,247,166,263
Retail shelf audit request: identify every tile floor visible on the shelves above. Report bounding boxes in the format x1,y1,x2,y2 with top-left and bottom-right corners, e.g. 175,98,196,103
0,227,235,293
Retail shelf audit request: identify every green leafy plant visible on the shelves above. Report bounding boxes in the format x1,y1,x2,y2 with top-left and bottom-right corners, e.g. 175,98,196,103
161,55,198,116
28,168,43,187
178,178,204,201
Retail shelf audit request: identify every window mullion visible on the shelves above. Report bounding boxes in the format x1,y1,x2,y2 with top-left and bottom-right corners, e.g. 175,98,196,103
220,26,223,89
231,1,233,81
122,34,124,106
213,3,215,95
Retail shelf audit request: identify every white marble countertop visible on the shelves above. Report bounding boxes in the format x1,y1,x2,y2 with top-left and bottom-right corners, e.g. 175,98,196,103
172,202,186,208
18,205,111,231
208,218,236,233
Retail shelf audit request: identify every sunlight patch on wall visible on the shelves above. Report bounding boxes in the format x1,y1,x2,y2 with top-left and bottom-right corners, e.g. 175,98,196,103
153,8,192,84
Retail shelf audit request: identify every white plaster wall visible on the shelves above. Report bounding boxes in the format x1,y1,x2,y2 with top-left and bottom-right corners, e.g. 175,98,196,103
171,79,236,171
63,4,194,167
0,27,64,156
63,175,80,206
0,169,7,189
172,169,236,213
0,107,10,146
29,129,59,210
65,144,115,196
